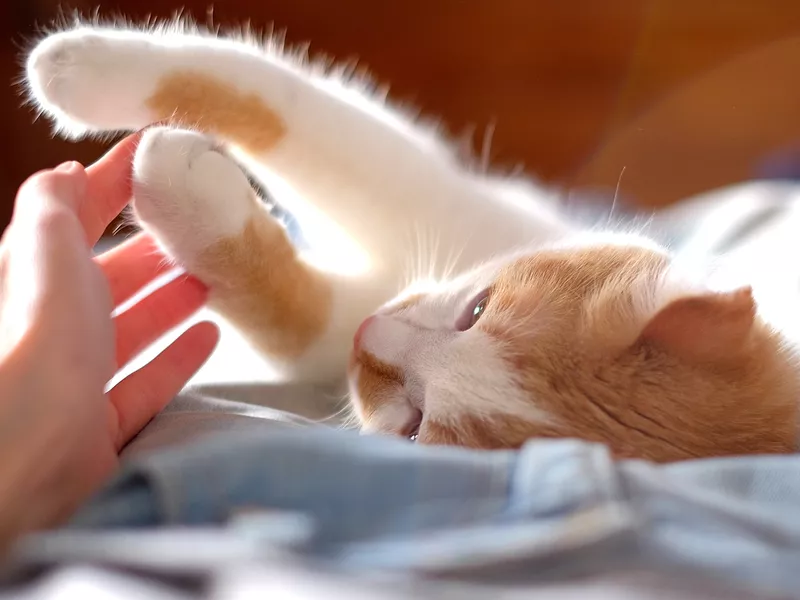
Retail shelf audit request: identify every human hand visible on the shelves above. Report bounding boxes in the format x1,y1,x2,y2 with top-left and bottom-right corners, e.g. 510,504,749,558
0,135,219,546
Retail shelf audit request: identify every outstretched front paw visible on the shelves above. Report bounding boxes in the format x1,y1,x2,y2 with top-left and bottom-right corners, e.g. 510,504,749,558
132,127,261,273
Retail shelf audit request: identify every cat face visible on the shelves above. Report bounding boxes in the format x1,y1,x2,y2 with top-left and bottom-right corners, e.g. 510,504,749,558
348,235,800,462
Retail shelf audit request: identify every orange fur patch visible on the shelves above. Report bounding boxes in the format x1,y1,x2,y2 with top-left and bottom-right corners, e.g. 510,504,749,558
422,413,562,449
146,71,286,153
196,212,332,360
351,349,404,421
475,246,799,462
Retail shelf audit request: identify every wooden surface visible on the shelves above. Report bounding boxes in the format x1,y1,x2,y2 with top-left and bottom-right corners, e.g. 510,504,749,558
3,1,800,235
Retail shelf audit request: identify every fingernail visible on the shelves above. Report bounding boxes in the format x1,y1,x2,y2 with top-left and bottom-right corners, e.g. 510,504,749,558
55,161,82,173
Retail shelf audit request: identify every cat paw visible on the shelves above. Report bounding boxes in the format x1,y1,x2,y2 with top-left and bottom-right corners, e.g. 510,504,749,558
26,29,158,133
132,127,260,270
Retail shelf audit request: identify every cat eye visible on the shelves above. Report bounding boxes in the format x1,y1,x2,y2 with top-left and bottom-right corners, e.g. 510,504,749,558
456,289,491,331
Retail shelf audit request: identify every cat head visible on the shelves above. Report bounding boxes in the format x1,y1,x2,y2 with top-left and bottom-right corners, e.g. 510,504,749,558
348,234,800,462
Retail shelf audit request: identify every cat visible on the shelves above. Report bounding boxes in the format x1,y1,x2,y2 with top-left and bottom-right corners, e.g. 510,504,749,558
24,21,800,462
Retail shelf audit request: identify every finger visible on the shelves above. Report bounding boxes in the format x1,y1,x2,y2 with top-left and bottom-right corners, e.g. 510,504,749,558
81,133,141,243
96,233,176,306
10,165,95,299
109,321,220,449
10,178,116,371
114,274,208,367
13,163,88,226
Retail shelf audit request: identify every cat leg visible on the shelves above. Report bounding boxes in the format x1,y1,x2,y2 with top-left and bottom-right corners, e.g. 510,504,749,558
132,126,370,383
26,27,572,283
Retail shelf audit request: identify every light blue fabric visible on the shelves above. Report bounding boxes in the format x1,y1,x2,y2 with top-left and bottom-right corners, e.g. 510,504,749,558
18,426,797,598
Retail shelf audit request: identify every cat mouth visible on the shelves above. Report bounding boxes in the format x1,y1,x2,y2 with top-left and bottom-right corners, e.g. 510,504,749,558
401,385,424,441
398,383,425,442
404,409,422,442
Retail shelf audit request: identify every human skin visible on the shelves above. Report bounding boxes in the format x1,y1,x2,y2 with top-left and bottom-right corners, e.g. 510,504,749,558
0,134,219,550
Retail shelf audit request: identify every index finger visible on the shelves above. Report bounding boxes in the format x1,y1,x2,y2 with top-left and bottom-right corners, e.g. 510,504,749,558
96,232,177,306
80,133,141,244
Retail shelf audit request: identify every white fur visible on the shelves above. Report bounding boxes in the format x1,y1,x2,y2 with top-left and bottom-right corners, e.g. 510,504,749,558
357,396,418,436
27,26,573,273
25,24,578,388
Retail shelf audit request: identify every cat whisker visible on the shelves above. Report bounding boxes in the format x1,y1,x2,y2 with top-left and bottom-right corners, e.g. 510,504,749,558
604,165,627,228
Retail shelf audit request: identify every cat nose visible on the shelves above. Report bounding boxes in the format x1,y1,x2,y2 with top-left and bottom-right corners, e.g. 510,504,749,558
353,315,376,352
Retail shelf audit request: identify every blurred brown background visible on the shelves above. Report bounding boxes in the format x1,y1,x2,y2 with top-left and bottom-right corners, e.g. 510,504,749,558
4,0,800,237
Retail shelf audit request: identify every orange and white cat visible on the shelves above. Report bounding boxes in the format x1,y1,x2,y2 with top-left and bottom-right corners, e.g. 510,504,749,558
24,22,800,462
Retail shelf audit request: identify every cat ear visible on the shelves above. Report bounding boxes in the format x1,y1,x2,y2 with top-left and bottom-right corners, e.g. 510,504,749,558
639,286,756,360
